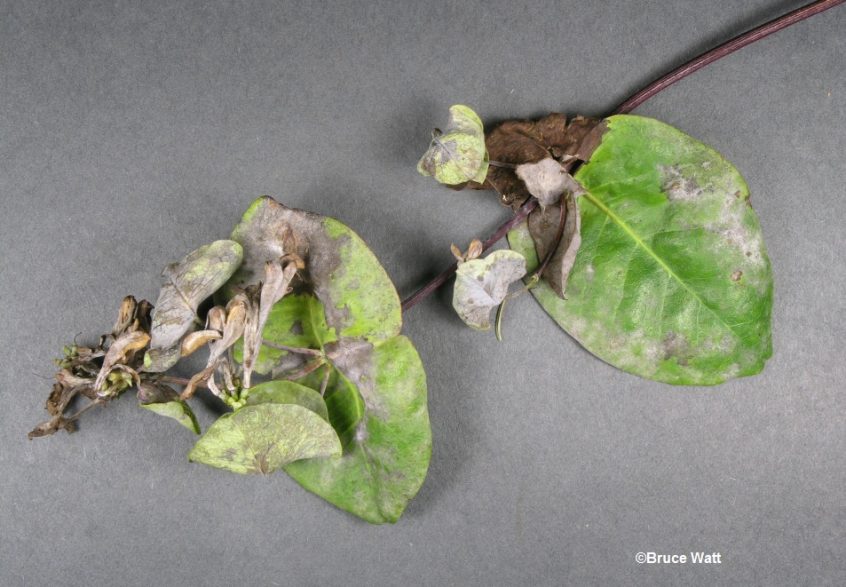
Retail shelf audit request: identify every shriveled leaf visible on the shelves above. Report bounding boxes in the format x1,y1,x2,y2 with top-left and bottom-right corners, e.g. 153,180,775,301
140,401,200,434
227,197,401,343
180,329,221,357
417,104,489,185
516,157,585,208
136,381,178,403
189,404,341,474
233,293,336,375
93,330,149,392
509,115,773,385
245,380,330,421
473,114,606,209
144,240,243,372
28,416,76,438
241,259,300,389
453,250,527,330
285,336,431,524
527,191,582,297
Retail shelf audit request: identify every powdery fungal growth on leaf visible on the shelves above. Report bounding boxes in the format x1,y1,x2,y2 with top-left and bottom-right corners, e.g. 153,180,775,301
516,157,585,208
144,240,243,372
224,197,431,523
189,402,342,474
417,104,489,185
452,250,527,330
508,115,773,385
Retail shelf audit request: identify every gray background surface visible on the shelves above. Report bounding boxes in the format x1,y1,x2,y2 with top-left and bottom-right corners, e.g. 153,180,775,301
1,1,844,585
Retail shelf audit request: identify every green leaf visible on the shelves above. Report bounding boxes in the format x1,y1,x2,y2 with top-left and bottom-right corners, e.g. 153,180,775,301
245,380,330,421
285,336,430,524
453,250,527,330
188,404,341,474
509,115,773,385
140,400,200,435
224,197,431,522
144,240,243,372
417,104,489,185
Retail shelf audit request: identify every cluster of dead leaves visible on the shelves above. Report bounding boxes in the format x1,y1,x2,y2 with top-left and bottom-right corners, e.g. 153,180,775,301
29,296,153,438
481,114,606,298
466,113,605,209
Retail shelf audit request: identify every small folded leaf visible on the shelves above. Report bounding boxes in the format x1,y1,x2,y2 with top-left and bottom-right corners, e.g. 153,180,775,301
242,259,299,388
516,158,585,208
136,381,178,404
453,250,527,330
189,404,341,475
137,382,200,434
144,240,243,372
111,295,138,337
140,400,200,434
245,380,330,421
417,104,489,185
527,191,582,297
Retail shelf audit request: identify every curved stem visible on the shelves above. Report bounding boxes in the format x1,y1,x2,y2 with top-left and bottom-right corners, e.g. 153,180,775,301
400,0,843,313
400,198,538,312
614,0,845,114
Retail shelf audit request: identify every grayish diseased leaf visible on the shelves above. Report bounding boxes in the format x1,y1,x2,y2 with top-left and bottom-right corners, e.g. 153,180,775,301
528,191,582,297
516,157,586,208
188,404,341,475
285,336,430,524
144,240,243,372
453,250,527,330
227,196,401,343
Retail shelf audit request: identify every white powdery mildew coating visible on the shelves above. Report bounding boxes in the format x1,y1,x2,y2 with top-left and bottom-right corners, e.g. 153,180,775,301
660,161,769,294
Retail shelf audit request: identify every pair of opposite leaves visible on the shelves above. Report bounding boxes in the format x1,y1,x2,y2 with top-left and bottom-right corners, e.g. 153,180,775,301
140,196,430,524
419,106,772,386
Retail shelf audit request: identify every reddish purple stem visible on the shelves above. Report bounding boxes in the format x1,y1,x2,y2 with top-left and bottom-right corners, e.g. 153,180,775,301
401,0,844,313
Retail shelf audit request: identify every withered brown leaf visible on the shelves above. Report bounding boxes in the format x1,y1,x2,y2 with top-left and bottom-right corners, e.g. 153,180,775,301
528,191,582,298
467,114,606,209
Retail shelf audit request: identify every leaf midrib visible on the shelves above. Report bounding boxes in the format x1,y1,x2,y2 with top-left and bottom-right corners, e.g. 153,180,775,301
580,191,744,343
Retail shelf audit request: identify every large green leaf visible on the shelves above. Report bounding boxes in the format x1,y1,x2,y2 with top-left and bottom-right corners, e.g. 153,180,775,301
285,336,430,524
188,403,341,474
509,115,772,385
225,197,431,523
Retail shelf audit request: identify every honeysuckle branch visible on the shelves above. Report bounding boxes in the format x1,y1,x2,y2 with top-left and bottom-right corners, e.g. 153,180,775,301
400,0,844,313
615,0,845,114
